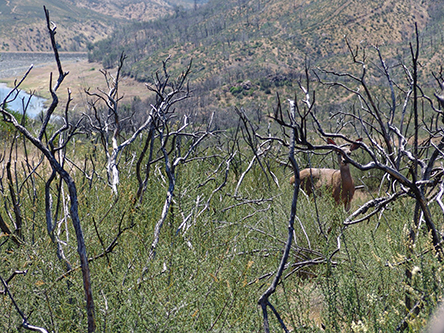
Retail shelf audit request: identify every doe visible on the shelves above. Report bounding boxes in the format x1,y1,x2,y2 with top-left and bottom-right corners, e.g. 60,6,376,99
290,138,362,212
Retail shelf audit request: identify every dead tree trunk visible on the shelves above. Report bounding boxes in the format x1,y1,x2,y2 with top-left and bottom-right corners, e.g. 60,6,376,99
0,7,96,332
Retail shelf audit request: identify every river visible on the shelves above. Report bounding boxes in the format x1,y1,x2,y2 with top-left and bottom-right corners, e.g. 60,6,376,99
0,52,87,118
0,83,47,118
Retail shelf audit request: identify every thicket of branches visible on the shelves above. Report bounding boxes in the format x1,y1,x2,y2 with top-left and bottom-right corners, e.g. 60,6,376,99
0,8,217,333
239,26,444,332
1,7,444,333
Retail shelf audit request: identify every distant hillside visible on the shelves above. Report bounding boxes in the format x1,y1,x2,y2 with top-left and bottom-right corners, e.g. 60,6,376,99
0,0,207,52
87,0,444,123
89,0,444,73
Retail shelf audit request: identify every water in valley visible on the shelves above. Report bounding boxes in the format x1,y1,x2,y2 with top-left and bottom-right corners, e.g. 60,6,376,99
0,52,87,118
0,83,47,118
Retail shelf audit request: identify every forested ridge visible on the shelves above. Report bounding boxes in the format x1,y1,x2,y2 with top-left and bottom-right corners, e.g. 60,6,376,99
88,0,444,125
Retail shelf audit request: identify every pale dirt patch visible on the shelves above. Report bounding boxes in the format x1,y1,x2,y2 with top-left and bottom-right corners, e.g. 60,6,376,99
1,58,151,113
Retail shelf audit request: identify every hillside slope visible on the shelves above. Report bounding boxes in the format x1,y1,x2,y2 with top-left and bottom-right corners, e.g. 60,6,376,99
87,0,444,121
89,0,443,72
0,0,203,52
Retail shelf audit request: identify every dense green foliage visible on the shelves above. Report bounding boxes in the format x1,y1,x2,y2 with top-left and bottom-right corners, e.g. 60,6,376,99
0,116,443,331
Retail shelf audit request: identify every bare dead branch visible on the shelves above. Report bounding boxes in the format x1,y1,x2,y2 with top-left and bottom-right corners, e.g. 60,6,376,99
258,99,300,333
0,7,97,331
0,271,48,333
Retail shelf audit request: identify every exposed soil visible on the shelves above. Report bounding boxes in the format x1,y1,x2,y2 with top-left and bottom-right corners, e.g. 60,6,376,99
0,52,150,110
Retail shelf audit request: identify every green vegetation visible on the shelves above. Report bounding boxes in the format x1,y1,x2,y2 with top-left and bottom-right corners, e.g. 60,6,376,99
2,42,444,331
1,127,443,331
1,1,444,332
0,107,27,139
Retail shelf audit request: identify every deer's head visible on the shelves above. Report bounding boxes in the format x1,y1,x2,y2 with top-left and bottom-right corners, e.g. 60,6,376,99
327,138,362,168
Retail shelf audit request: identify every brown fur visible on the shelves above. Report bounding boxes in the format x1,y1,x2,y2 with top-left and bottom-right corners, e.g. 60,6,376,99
290,138,361,212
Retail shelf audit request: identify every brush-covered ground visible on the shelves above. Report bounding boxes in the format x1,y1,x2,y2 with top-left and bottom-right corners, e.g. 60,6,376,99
0,118,442,332
0,0,204,53
1,5,443,328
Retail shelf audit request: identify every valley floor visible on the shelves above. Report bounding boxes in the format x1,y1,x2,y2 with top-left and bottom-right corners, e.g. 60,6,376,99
0,52,87,79
0,52,147,106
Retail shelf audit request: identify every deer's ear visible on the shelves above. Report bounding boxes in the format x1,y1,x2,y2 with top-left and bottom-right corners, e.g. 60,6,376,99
327,138,336,145
350,138,362,151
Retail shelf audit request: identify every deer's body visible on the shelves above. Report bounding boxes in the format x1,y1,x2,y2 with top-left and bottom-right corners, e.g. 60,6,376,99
290,138,361,211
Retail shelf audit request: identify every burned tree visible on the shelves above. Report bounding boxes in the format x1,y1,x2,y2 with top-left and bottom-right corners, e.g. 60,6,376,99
236,27,444,331
0,7,96,332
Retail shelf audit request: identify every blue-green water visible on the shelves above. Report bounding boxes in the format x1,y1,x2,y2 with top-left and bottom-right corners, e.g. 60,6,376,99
0,52,87,119
0,83,46,118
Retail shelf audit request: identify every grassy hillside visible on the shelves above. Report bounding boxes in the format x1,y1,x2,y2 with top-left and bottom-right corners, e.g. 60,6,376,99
88,0,444,122
0,0,205,52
